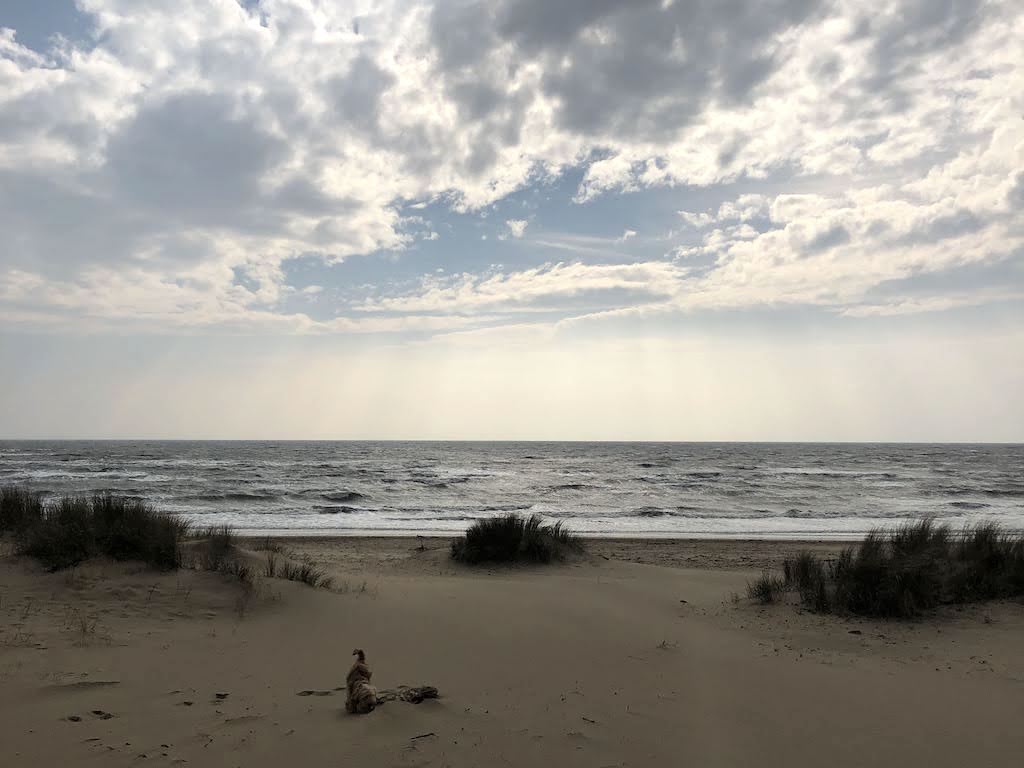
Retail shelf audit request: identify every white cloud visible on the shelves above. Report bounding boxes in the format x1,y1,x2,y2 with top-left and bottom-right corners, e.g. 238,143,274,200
678,211,713,228
0,0,1021,334
505,219,529,238
358,261,687,315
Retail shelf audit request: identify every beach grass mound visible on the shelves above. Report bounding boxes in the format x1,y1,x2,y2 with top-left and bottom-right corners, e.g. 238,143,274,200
747,572,786,604
771,520,1024,618
2,487,190,571
2,485,337,593
450,513,584,565
0,485,44,534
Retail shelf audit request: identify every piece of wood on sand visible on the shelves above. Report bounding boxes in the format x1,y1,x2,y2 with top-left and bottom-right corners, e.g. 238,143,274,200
376,686,440,705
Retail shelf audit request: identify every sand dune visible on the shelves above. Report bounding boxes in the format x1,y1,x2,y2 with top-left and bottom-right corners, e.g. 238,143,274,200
2,538,1023,767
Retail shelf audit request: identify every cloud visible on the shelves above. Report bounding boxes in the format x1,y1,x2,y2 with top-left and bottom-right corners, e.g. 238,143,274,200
431,0,823,141
357,261,687,315
0,0,1021,335
505,219,528,238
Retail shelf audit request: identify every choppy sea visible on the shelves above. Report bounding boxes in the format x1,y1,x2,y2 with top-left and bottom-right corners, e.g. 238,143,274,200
1,441,1022,538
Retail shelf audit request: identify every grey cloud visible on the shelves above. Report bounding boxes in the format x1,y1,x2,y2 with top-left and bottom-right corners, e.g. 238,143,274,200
855,0,988,106
465,140,499,177
869,0,986,68
1008,173,1024,209
806,225,850,253
430,1,500,71
0,170,151,275
1,87,364,281
0,78,105,153
716,137,745,169
267,177,358,217
916,209,985,243
876,208,988,251
326,54,396,132
495,0,651,51
103,92,288,227
449,81,503,120
0,165,235,280
432,0,822,142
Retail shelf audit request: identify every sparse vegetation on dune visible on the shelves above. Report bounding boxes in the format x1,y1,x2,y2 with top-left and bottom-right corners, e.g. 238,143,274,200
275,559,334,589
192,524,237,570
747,572,785,604
769,519,1024,618
450,513,584,564
2,488,189,571
252,536,286,554
1,486,333,591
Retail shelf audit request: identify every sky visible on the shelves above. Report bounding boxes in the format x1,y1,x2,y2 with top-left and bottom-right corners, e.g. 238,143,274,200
0,0,1022,441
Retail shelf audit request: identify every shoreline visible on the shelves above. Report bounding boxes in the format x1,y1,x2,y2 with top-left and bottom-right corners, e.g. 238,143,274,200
241,535,853,574
236,529,874,540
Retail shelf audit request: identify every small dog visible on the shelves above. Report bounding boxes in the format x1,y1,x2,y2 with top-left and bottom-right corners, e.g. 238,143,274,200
346,649,378,714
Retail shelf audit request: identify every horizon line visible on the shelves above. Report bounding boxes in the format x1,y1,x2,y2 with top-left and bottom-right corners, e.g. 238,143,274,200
2,438,1022,446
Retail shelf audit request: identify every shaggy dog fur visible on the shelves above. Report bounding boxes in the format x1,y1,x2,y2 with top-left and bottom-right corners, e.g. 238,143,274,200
346,649,378,714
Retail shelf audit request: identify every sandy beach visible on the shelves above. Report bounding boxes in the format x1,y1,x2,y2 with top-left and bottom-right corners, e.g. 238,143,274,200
2,536,1023,768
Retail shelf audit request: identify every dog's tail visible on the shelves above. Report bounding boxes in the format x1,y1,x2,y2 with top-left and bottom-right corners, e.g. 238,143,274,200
352,648,366,663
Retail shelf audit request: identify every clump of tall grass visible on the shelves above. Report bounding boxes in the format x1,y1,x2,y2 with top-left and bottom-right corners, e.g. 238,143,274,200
0,486,44,534
263,551,332,588
3,488,189,571
747,572,785,604
450,513,584,565
281,560,332,588
771,519,1024,619
193,525,237,570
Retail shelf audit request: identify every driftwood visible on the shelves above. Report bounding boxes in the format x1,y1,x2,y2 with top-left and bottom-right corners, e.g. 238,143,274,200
295,685,439,705
375,686,440,705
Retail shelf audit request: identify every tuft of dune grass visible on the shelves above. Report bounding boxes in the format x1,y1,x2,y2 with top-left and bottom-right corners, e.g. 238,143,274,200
262,551,332,588
450,513,584,565
747,572,785,604
770,519,1024,619
0,486,44,535
6,489,189,571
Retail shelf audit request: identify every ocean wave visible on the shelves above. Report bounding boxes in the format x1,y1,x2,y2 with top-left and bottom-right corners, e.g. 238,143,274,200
316,505,359,514
633,506,675,517
981,488,1024,498
191,491,281,502
321,490,366,503
783,508,816,519
949,501,991,509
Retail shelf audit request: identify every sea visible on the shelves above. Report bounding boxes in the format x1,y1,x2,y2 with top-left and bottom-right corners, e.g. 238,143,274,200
1,441,1022,539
